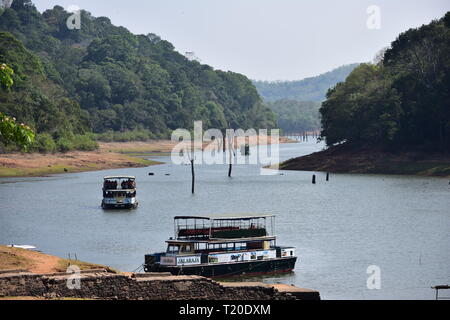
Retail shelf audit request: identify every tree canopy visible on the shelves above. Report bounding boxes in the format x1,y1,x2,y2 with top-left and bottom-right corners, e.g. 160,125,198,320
0,31,90,152
267,100,321,134
320,12,450,152
0,62,35,149
0,0,276,153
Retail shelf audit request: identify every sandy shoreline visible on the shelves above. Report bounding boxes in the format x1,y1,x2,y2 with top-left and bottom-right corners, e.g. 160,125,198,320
279,144,450,177
0,137,295,178
0,149,163,178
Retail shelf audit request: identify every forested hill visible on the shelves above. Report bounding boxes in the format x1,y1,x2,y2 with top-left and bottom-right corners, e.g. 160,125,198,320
266,100,321,134
253,64,359,103
0,31,94,152
0,0,275,150
320,12,450,152
280,12,450,176
254,64,359,134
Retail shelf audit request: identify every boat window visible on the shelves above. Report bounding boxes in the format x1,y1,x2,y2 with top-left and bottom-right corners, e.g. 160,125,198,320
196,243,207,251
167,245,180,254
181,245,192,253
247,242,263,250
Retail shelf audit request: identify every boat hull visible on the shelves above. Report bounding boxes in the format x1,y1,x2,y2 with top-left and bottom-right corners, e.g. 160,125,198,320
101,201,138,210
144,257,297,278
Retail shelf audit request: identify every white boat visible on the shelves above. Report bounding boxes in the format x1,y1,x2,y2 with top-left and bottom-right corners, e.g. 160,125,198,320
101,176,138,209
7,245,38,251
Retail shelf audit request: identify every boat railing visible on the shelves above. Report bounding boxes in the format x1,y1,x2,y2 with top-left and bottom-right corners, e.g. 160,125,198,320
174,216,274,240
103,183,136,191
176,224,268,240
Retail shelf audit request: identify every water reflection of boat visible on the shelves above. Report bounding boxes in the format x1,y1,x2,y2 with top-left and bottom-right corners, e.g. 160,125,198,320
144,215,297,277
101,176,138,209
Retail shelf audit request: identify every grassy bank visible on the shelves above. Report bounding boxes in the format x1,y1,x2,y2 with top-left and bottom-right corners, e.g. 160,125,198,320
279,144,450,177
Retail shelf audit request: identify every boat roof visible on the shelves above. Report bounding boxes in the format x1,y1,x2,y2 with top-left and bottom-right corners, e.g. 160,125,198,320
104,176,136,180
174,214,275,221
167,236,276,244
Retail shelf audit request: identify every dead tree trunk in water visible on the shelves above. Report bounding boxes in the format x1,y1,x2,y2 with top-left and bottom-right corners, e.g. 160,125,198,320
222,134,232,177
227,132,234,178
186,139,195,194
191,159,195,194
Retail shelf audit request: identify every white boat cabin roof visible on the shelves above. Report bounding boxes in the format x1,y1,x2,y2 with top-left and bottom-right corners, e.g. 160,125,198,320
104,176,136,180
174,214,275,221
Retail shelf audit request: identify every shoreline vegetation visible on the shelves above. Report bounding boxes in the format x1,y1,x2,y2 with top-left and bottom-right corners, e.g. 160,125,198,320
279,143,450,177
0,137,293,178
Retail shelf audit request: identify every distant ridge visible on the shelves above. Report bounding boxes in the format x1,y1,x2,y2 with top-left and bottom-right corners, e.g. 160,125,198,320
253,64,360,102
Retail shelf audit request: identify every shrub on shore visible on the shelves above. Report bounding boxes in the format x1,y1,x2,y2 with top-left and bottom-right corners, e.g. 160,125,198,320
29,133,98,153
71,134,99,151
32,133,57,153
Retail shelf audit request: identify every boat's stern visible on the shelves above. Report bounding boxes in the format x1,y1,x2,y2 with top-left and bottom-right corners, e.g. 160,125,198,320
102,194,138,209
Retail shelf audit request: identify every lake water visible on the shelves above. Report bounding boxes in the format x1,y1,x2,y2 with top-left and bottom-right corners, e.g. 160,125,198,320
0,141,449,300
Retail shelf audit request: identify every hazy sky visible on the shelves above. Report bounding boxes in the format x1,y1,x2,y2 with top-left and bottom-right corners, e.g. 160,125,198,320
34,0,450,81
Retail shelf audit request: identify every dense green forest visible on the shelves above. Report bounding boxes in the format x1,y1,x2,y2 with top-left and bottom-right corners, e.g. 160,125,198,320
253,64,359,103
320,12,450,152
0,0,275,152
0,32,94,152
254,64,359,133
0,59,35,149
266,100,321,134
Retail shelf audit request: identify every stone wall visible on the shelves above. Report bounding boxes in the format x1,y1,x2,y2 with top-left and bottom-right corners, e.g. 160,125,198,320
0,270,300,300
